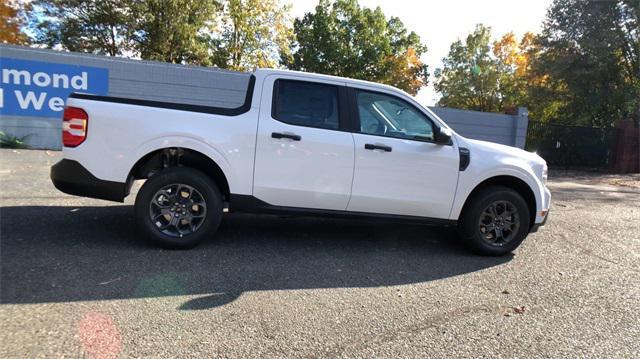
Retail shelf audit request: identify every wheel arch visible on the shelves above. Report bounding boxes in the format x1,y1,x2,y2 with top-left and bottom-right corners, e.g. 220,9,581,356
129,147,231,201
459,175,537,229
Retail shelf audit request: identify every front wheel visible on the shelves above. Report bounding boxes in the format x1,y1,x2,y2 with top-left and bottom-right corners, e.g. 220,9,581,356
135,167,222,249
458,186,531,256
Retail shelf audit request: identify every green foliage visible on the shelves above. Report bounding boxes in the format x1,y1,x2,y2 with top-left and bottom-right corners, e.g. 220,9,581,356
287,0,428,95
432,25,539,113
434,24,503,112
0,132,30,149
30,0,218,64
131,0,220,65
435,0,639,127
30,0,134,56
210,0,293,71
28,0,291,69
532,0,639,127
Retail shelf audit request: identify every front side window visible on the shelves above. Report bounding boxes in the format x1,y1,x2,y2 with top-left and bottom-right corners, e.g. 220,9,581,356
272,80,339,130
356,90,434,141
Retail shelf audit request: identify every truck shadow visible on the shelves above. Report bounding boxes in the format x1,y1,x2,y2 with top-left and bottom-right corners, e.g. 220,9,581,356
1,206,511,309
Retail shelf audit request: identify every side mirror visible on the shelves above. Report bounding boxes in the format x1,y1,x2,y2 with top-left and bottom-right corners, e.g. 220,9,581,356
434,127,452,145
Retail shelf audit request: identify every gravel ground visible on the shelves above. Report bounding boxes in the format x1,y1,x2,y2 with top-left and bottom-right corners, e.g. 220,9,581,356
1,149,638,358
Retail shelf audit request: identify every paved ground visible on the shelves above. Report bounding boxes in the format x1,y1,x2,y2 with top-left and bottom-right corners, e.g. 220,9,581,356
1,149,638,358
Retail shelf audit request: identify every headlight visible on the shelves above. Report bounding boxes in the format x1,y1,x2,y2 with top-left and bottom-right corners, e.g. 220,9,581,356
542,164,548,185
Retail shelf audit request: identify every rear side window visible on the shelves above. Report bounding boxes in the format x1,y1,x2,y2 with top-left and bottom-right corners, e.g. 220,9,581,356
272,80,339,130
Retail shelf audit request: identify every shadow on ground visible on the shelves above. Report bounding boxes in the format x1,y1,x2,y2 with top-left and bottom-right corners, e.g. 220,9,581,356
1,206,510,309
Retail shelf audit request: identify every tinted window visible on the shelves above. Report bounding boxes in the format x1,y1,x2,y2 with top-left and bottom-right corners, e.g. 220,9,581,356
273,80,339,130
356,91,434,141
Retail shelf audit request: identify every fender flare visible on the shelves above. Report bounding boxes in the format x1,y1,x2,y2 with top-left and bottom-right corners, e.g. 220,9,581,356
450,165,544,222
128,135,235,192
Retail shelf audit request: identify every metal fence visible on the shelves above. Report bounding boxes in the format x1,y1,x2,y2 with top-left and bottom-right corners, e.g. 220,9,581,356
525,121,621,168
430,106,528,149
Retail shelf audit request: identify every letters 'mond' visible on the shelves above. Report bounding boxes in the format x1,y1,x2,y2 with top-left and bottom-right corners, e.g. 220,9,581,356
2,69,88,90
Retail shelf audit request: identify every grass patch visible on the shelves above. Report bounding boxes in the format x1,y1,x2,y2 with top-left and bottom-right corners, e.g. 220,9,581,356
0,131,31,149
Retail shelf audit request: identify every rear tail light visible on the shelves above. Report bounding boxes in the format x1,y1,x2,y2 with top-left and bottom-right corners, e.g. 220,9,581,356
62,107,88,147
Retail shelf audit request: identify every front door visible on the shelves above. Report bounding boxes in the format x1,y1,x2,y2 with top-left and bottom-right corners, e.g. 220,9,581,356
347,87,460,219
253,76,354,210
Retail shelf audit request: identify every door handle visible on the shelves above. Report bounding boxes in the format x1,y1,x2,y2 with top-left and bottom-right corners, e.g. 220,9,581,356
271,132,301,141
364,143,392,152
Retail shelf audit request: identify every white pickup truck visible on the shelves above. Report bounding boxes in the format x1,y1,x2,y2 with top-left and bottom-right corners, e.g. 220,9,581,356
50,68,550,255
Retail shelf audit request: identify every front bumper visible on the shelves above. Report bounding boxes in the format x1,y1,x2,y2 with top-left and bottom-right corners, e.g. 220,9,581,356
529,184,551,233
529,211,548,233
50,159,128,202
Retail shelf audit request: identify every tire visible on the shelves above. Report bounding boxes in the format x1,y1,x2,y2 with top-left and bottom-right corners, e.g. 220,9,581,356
135,167,223,249
457,185,530,256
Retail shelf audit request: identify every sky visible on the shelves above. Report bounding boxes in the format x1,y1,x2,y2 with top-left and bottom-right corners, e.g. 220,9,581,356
289,0,553,106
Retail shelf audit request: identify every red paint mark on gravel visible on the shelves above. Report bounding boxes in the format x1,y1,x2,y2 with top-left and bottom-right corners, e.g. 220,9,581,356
77,312,122,359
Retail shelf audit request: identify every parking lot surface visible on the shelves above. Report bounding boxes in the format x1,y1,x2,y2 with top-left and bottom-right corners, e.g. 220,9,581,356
1,149,639,358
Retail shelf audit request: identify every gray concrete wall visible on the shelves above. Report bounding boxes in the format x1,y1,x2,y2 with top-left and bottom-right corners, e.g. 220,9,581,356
1,45,528,150
429,106,528,149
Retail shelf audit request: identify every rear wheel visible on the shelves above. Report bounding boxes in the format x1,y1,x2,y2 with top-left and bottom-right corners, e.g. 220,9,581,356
135,167,222,249
458,186,530,256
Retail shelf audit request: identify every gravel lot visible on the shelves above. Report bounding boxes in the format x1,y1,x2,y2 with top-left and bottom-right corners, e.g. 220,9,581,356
1,149,638,358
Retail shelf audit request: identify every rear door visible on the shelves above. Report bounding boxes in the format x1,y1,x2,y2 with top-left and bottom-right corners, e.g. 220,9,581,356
252,75,355,210
346,86,460,219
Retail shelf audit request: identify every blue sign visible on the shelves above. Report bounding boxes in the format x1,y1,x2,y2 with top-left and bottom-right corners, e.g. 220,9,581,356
0,57,109,118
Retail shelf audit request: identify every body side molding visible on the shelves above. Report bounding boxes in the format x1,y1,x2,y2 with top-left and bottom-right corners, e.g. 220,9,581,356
230,194,457,226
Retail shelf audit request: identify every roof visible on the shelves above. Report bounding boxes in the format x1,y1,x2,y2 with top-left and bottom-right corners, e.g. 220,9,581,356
253,68,404,95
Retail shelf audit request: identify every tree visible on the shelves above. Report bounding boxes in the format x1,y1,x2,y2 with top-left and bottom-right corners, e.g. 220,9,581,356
28,0,219,64
491,31,561,119
433,25,561,118
131,0,220,65
434,24,504,112
30,0,133,56
492,32,532,109
1,0,29,45
287,0,428,95
533,0,639,126
210,0,293,71
28,0,290,69
499,31,571,123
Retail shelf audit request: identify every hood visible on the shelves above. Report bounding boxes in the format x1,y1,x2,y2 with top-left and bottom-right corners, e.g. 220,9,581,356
464,138,546,166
